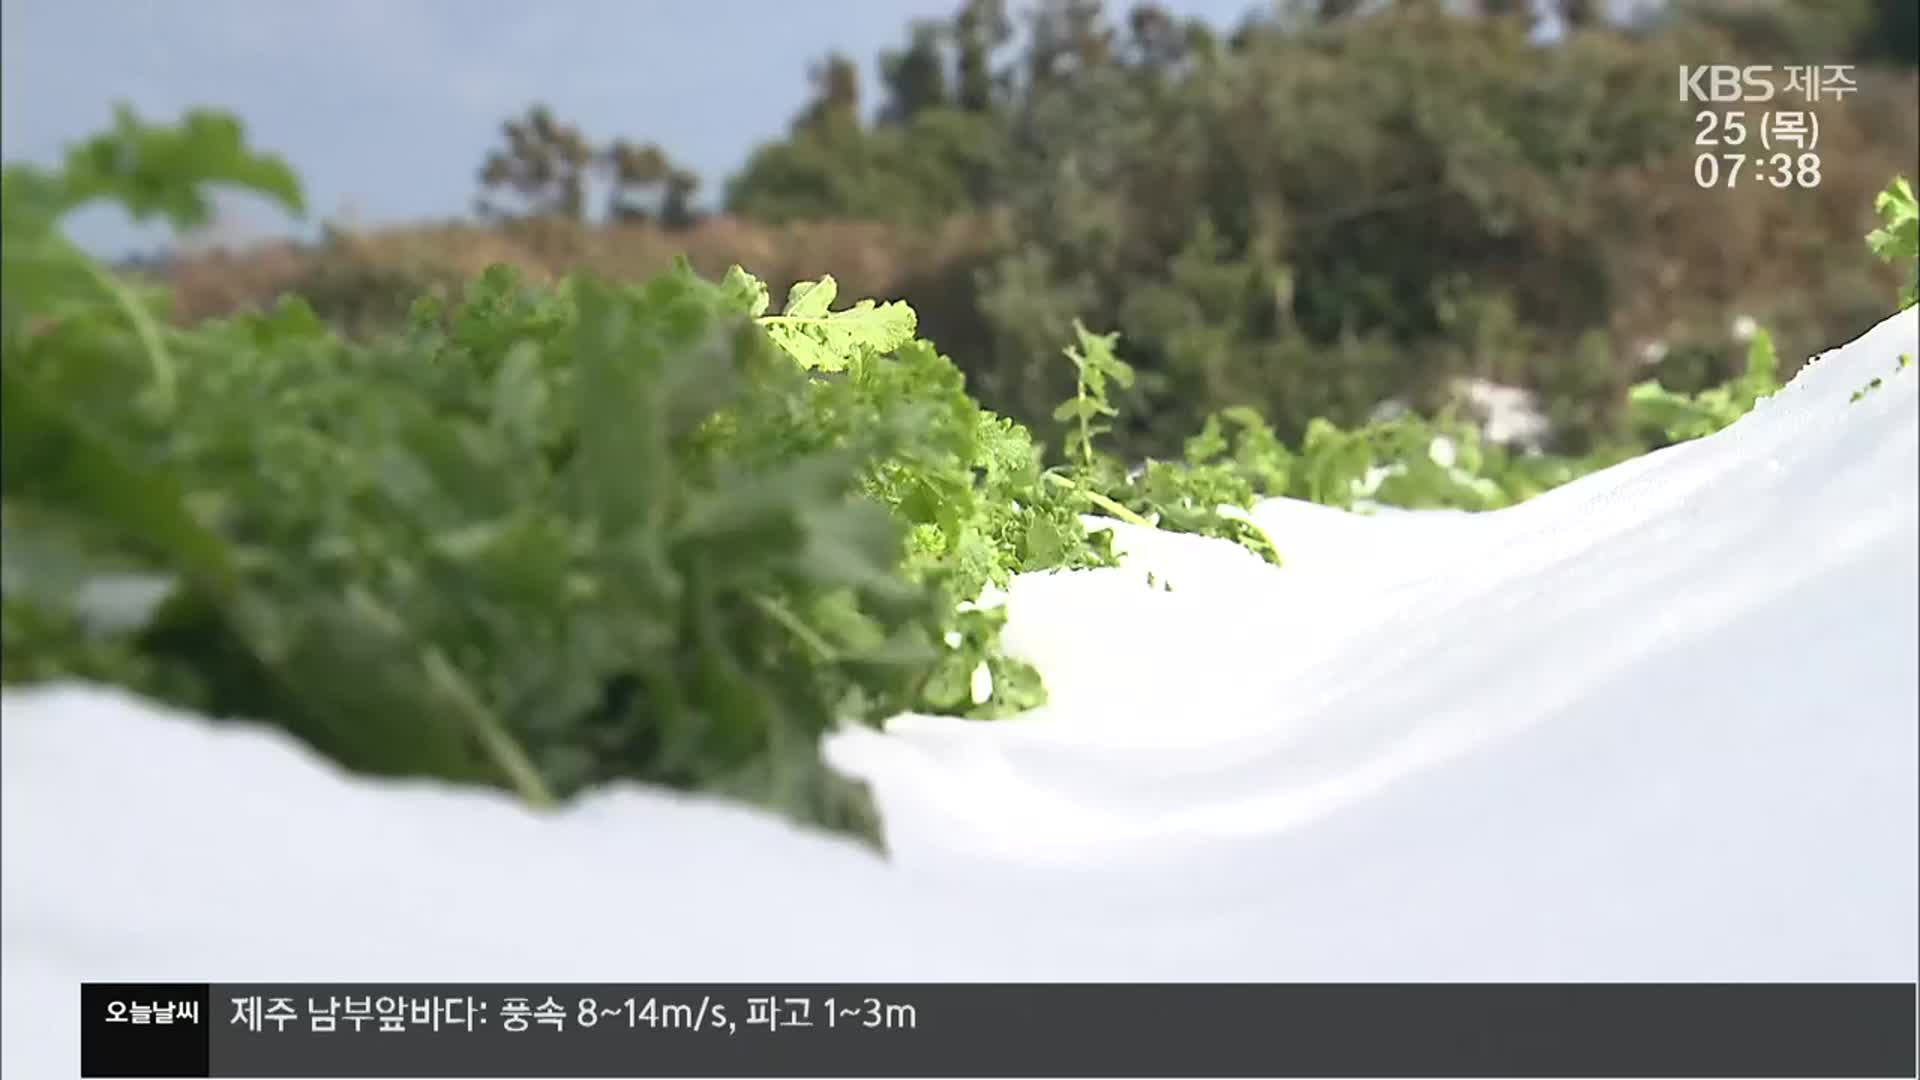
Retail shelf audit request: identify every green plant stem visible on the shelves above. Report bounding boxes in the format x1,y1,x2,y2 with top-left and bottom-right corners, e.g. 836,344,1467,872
86,260,176,414
422,647,556,809
751,592,839,662
1042,472,1152,527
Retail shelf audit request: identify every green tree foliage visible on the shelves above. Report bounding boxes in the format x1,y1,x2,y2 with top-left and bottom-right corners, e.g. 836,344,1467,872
730,1,1853,462
955,0,1015,112
1674,0,1918,65
793,54,865,136
1022,0,1117,86
726,44,1010,227
726,3,1039,224
717,0,1914,467
1862,0,1920,66
879,23,953,124
974,3,1710,458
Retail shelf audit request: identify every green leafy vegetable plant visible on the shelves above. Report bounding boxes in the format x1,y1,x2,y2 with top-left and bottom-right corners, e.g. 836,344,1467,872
9,106,1869,850
1627,328,1783,443
2,110,996,845
1850,353,1914,403
1867,176,1917,309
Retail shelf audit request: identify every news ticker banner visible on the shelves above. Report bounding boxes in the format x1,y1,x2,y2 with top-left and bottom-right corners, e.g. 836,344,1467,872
82,982,1917,1079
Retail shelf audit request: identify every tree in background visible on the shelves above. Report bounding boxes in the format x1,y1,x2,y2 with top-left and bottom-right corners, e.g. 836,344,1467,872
725,0,1911,462
1556,0,1601,29
878,24,952,124
794,53,864,135
475,105,594,222
460,0,1914,467
725,18,1014,225
1476,0,1537,28
955,0,1015,112
1863,0,1919,65
725,0,1213,226
1023,0,1117,86
603,140,701,228
477,104,700,229
1669,0,1918,65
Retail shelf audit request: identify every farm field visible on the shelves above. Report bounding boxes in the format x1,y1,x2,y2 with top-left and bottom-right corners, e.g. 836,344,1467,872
5,3,1919,1074
6,300,1918,1074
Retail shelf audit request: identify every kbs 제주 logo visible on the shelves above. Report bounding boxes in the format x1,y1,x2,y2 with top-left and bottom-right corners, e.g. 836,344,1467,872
1683,65,1856,190
1679,64,1858,104
1680,65,1776,103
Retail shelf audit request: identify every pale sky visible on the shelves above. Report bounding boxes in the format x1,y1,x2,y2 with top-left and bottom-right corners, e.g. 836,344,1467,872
2,0,1268,255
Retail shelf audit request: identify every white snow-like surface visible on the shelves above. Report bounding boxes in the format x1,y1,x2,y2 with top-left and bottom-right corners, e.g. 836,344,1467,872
5,309,1918,1075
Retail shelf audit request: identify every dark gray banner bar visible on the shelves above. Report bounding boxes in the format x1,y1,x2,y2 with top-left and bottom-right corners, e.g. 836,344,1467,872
79,982,1920,1078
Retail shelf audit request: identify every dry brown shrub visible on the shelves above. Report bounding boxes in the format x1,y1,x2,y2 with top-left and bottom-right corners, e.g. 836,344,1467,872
164,211,1009,332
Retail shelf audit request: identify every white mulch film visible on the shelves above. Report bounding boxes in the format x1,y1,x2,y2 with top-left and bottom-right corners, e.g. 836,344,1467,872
4,309,1917,1077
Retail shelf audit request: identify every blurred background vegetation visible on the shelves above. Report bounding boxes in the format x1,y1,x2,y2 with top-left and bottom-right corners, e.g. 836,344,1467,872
151,0,1918,462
